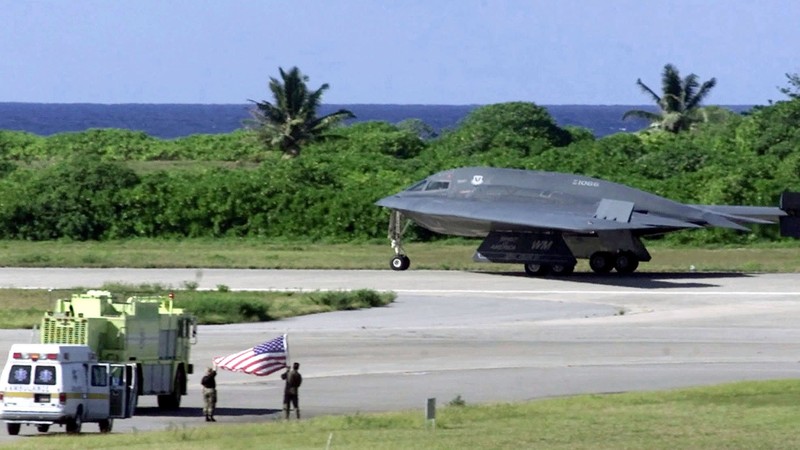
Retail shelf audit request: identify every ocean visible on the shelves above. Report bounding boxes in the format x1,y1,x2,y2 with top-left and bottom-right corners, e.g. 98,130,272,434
0,103,752,139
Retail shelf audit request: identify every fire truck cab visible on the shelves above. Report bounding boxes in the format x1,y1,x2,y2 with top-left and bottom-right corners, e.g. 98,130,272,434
0,343,137,435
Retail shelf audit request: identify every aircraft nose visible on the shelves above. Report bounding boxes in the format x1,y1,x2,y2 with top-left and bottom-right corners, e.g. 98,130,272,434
375,194,403,208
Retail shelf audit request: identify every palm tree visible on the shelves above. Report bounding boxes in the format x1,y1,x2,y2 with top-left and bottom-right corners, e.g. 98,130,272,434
247,66,355,157
778,72,800,100
623,64,717,133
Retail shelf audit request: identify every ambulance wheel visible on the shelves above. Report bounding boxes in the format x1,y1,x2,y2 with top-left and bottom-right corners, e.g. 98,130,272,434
37,424,50,433
99,418,113,433
66,408,82,434
6,423,20,435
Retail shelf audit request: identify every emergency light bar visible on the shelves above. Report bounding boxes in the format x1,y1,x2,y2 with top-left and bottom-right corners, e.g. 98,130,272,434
12,352,59,361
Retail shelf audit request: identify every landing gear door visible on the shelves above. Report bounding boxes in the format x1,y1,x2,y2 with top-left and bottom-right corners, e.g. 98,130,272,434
108,364,128,418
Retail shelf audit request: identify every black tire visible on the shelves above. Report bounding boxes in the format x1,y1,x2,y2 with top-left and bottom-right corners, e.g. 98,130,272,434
589,252,614,274
614,251,639,274
390,255,410,271
6,423,20,436
524,263,550,276
99,418,113,433
158,369,185,410
551,263,575,276
36,424,50,433
66,408,82,434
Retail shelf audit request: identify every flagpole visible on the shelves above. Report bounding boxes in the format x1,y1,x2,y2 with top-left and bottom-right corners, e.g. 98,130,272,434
283,333,290,367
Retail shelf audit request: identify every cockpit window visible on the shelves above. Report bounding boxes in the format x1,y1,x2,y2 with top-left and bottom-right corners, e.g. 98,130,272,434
424,181,450,191
406,180,427,192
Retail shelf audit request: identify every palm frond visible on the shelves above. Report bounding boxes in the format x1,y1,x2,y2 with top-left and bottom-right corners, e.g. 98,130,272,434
635,79,661,105
661,64,683,113
685,78,717,111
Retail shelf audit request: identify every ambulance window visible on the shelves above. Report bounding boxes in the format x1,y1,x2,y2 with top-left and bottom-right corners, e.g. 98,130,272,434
110,366,124,386
34,366,56,385
91,365,108,387
8,365,31,385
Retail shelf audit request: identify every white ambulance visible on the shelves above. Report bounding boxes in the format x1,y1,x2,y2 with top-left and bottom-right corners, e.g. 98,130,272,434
0,343,137,435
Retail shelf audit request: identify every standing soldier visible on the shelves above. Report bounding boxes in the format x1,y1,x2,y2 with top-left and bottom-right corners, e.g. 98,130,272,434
281,362,302,419
201,367,217,422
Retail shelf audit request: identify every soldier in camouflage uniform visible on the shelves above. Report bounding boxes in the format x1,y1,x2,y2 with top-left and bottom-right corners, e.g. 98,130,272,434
201,367,217,422
281,362,303,419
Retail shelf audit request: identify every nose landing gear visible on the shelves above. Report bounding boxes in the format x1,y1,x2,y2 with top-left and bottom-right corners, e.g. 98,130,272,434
388,210,411,271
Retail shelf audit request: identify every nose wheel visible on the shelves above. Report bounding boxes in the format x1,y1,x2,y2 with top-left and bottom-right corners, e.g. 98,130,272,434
388,210,411,271
391,255,411,271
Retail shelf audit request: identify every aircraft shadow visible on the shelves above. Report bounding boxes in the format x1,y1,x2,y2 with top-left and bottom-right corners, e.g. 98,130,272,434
135,406,281,417
481,271,751,289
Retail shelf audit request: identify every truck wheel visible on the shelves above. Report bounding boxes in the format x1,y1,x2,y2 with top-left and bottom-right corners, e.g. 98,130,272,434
37,424,50,433
66,408,82,434
157,369,185,410
6,423,20,435
99,418,113,433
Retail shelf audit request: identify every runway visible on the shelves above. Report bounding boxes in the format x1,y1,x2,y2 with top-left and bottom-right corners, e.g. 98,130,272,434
0,269,799,441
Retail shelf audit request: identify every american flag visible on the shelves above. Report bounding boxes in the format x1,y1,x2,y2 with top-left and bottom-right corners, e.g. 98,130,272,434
213,334,288,376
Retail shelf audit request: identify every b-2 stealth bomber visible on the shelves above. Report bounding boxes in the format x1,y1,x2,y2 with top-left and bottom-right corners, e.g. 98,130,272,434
375,167,800,275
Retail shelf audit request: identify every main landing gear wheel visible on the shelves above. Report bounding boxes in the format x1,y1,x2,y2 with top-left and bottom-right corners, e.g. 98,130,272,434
614,251,639,274
390,255,411,271
550,263,575,276
524,263,550,276
589,252,614,274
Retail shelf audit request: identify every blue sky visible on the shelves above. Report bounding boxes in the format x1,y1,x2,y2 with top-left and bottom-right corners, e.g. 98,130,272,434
2,0,798,105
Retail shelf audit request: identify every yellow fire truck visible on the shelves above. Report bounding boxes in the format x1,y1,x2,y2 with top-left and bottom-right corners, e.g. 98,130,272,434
39,290,196,410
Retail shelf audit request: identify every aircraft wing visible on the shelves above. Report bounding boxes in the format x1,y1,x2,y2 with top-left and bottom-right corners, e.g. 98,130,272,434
379,196,703,233
690,205,785,224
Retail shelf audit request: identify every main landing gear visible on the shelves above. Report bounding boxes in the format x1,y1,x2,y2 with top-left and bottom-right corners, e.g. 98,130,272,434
588,251,639,274
523,251,640,276
388,210,411,271
523,262,576,276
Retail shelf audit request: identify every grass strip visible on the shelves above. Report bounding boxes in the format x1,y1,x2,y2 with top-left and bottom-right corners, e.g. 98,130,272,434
4,379,800,449
0,286,395,329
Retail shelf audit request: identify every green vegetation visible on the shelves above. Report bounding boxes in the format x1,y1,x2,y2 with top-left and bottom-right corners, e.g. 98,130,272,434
1,96,800,246
0,286,394,329
5,379,800,449
246,66,355,157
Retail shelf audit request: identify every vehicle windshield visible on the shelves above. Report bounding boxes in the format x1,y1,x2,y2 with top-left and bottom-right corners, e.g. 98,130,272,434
424,181,450,191
406,180,427,192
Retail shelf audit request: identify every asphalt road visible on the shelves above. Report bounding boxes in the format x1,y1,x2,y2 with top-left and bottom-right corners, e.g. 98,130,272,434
1,269,799,442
